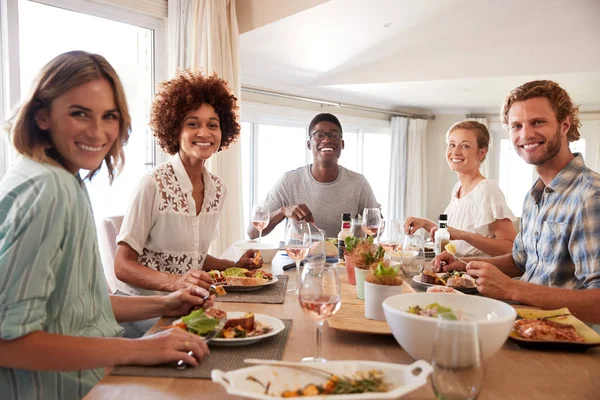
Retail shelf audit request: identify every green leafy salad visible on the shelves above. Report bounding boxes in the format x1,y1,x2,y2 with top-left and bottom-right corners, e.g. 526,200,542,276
407,303,457,319
181,308,219,336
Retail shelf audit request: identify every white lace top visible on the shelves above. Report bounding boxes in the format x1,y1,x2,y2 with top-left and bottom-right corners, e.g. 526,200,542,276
444,179,515,258
116,153,226,295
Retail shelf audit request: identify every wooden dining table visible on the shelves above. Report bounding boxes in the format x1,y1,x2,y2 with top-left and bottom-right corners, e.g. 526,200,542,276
85,253,600,399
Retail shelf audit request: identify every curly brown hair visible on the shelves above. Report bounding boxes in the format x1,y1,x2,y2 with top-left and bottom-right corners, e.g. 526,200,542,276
150,70,240,155
501,80,581,142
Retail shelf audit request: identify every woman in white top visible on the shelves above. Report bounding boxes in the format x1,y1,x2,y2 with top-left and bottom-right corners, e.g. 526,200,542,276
115,70,261,298
404,120,516,257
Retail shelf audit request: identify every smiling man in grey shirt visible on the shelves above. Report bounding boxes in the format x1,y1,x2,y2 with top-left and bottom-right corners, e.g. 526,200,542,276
247,113,380,238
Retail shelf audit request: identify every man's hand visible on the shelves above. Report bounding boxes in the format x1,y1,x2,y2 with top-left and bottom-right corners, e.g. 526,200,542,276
466,261,514,300
170,269,212,291
162,286,214,317
431,251,466,272
235,249,263,270
283,204,314,223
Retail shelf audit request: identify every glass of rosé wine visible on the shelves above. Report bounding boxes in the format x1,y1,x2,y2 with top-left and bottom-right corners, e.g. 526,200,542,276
362,208,381,241
299,263,341,363
251,203,270,243
285,220,311,293
378,218,400,259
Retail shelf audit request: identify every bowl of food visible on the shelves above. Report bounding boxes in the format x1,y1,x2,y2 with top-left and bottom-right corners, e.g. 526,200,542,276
383,293,516,361
233,241,279,263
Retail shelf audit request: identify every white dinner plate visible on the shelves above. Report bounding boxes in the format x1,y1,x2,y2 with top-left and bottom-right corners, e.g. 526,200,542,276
212,360,432,399
413,273,478,293
218,275,279,292
174,312,285,346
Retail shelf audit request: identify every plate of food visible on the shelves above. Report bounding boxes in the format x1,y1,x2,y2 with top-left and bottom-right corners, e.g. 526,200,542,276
413,270,478,293
212,359,432,399
167,309,285,346
508,307,600,351
208,267,278,291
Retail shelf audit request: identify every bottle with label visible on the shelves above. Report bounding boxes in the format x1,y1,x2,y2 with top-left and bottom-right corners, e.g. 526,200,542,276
338,213,352,259
434,214,451,256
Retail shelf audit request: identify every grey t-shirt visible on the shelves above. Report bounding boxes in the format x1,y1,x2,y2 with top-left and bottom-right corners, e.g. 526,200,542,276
263,165,380,237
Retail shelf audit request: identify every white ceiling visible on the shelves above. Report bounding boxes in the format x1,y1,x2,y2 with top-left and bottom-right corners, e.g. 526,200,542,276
240,0,600,114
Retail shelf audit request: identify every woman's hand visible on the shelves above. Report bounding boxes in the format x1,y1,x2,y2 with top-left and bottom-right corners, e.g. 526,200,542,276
403,217,435,234
235,249,263,270
129,327,210,367
170,269,212,291
162,285,214,317
429,226,465,241
431,251,466,273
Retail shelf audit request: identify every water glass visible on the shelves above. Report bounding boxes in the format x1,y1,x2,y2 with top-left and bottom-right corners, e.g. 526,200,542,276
400,234,425,277
378,218,400,259
305,225,326,266
431,312,484,400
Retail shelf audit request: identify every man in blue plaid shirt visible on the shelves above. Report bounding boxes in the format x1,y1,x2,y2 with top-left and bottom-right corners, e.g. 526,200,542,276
434,80,600,324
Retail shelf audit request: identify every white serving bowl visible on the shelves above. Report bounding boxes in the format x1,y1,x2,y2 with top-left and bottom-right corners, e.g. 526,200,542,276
383,293,516,362
232,241,279,263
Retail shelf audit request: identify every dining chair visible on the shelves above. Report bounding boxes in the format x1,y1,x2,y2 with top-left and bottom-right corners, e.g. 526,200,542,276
97,215,124,294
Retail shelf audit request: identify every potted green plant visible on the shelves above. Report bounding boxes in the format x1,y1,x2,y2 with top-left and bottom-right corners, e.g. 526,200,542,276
364,261,405,321
352,238,385,300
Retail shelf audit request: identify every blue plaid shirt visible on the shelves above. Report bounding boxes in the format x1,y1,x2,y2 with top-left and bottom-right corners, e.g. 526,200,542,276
513,154,600,289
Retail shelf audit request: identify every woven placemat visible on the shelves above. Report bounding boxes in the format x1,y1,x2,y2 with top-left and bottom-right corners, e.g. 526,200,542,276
110,319,293,379
216,275,289,304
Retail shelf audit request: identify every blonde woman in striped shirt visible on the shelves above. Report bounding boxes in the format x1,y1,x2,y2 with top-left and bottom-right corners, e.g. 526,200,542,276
0,51,213,400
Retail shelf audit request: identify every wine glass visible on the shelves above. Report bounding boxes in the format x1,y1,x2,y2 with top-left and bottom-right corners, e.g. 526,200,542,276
378,218,400,259
251,203,270,243
298,263,341,363
431,312,484,400
400,234,425,277
362,208,381,240
305,225,326,266
284,220,311,293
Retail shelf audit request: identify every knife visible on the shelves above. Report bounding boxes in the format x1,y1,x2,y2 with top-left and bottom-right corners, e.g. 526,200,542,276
283,261,304,271
175,317,227,370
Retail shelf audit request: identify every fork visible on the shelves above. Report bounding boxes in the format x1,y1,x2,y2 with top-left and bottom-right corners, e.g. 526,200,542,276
175,318,227,370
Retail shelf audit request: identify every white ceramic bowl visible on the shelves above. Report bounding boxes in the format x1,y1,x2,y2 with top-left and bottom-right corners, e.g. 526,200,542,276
232,241,279,263
383,293,516,361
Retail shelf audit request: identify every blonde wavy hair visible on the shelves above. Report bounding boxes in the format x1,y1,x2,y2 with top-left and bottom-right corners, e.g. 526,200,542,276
6,50,131,182
446,120,490,162
501,80,580,142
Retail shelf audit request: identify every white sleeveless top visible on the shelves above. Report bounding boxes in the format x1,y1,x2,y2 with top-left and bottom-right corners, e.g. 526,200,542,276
444,179,515,257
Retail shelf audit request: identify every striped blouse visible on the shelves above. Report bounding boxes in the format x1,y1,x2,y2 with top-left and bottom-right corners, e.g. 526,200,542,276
0,157,123,400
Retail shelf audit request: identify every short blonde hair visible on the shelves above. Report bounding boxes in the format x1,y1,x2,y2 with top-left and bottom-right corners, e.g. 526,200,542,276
501,80,580,142
6,50,131,182
446,120,490,161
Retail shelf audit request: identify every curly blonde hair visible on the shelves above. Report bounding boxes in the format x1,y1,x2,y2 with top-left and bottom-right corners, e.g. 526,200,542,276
6,51,131,182
149,70,240,155
501,80,580,142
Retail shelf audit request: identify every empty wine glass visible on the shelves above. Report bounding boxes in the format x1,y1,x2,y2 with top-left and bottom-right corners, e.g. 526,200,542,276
431,312,484,400
305,225,326,266
251,203,270,243
400,234,425,277
378,218,400,259
362,208,381,240
284,220,311,293
299,263,341,363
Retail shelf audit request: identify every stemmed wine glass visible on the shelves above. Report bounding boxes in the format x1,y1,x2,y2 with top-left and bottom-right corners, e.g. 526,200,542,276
298,263,341,363
378,218,400,259
431,312,483,400
305,225,326,266
284,220,311,293
362,208,381,241
251,203,270,243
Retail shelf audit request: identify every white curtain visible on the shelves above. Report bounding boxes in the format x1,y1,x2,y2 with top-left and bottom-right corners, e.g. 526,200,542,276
404,119,428,222
169,0,244,256
387,116,409,224
467,116,491,178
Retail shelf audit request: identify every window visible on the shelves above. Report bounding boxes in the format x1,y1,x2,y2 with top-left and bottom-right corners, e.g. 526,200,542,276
12,0,165,220
498,138,586,216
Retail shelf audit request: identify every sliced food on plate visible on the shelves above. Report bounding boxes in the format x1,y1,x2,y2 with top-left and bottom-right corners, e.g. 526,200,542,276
220,312,273,339
417,270,476,290
513,319,584,342
208,267,274,286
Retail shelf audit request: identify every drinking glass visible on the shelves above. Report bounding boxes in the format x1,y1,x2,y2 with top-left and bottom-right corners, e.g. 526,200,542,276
378,218,400,259
298,263,341,363
431,312,484,400
284,220,311,293
251,203,270,243
400,234,425,277
362,208,381,240
305,225,326,266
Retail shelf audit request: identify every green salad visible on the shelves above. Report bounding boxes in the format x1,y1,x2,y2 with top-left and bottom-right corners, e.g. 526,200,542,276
181,308,219,336
407,303,457,319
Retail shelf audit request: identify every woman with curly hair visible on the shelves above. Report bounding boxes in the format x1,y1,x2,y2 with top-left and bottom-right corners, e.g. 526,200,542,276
114,70,261,313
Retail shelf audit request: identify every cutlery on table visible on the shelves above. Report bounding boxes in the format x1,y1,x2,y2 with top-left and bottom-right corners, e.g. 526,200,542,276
175,318,227,370
516,313,572,321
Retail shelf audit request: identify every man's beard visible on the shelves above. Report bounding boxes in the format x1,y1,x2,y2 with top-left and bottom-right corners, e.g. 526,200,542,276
516,127,562,166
